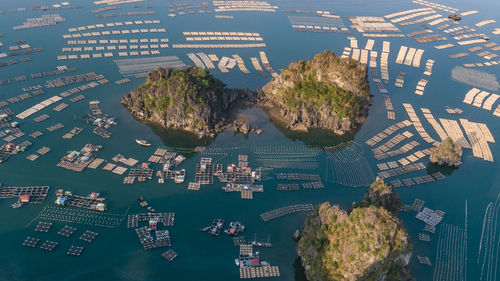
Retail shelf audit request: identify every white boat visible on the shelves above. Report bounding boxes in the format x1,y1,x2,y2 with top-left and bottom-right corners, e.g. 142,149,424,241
235,259,240,267
135,139,151,147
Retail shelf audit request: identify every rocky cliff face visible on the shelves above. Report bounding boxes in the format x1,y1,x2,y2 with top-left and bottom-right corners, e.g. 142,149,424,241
297,179,413,281
260,50,370,134
358,177,402,215
121,67,256,138
429,137,462,167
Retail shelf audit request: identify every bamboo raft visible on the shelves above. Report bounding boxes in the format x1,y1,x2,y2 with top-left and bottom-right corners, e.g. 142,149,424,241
197,52,215,69
475,19,496,27
240,266,280,279
350,38,358,49
378,162,426,179
399,14,442,26
372,132,413,156
365,120,412,146
385,8,433,19
428,17,449,26
457,39,486,46
364,39,375,50
423,59,435,75
250,57,267,77
232,55,250,74
67,20,161,32
187,53,205,69
259,51,278,77
380,41,390,82
395,46,408,64
351,48,360,61
390,10,436,24
260,204,314,222
414,79,428,95
459,119,494,161
420,108,448,141
88,158,104,169
34,205,126,228
173,43,265,48
62,28,166,39
403,103,436,143
395,72,407,87
439,118,471,148
0,185,49,202
341,47,351,58
412,0,458,13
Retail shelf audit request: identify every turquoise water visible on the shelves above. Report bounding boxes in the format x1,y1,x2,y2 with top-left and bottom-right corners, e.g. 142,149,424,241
0,0,499,280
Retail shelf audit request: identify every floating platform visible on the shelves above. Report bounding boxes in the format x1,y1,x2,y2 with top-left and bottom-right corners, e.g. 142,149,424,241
79,230,98,243
260,204,314,222
40,240,58,251
0,185,49,202
275,173,320,181
23,237,40,248
188,182,201,191
58,225,77,237
162,249,178,261
277,184,299,191
35,221,52,232
302,181,324,189
127,213,175,228
67,245,84,256
240,266,280,279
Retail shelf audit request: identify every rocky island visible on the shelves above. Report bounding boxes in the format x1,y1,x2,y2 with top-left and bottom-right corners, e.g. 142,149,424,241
121,67,256,138
429,137,462,167
260,50,370,134
297,178,414,281
123,51,371,138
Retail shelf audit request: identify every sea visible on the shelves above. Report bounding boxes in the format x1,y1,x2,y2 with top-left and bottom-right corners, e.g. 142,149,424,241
0,0,499,280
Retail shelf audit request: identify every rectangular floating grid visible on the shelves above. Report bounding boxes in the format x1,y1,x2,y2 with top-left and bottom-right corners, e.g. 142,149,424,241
67,245,84,256
40,240,58,251
162,249,178,261
34,221,52,232
22,237,40,248
79,230,98,243
58,225,77,237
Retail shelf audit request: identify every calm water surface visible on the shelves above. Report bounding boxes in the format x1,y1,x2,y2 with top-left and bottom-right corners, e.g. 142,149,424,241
0,0,499,280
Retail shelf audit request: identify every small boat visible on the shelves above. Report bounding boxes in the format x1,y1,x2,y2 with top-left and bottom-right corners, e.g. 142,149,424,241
11,201,22,208
135,139,151,147
200,226,211,232
293,229,301,241
235,259,240,267
174,173,184,183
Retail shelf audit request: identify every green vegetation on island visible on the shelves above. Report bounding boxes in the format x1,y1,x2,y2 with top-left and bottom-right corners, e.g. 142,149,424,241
297,178,413,281
429,137,462,167
260,50,370,134
121,67,256,138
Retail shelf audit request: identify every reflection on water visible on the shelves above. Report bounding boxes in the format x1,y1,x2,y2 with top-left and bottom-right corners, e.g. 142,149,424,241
261,106,360,147
426,162,458,176
149,123,214,156
147,105,357,152
293,256,308,281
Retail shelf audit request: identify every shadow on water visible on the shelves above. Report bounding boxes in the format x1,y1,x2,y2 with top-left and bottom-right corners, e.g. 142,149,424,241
294,256,308,281
261,106,359,147
426,162,458,176
148,123,214,157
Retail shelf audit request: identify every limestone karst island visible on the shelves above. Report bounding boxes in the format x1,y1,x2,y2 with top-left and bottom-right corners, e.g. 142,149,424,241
0,0,498,281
